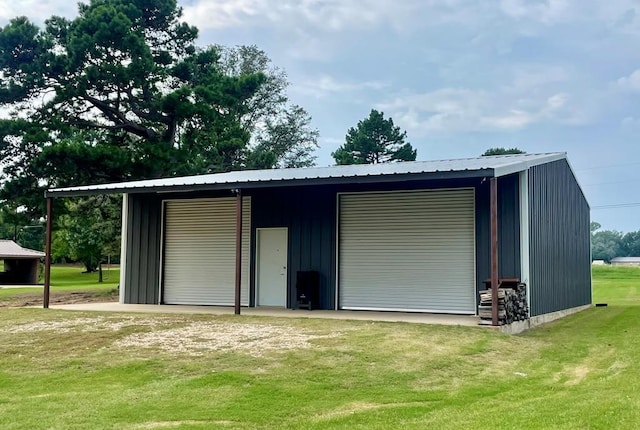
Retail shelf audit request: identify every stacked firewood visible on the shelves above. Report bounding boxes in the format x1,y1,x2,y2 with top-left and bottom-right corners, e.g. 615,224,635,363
478,283,528,325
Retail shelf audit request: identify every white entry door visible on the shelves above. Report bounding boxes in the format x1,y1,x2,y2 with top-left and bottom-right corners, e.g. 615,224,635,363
256,228,288,306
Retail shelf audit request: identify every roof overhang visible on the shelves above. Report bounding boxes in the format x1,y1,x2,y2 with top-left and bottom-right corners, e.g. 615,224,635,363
46,169,494,198
491,152,566,177
45,152,567,198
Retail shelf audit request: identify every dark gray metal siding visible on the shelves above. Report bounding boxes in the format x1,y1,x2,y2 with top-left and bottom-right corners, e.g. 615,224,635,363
122,174,530,312
250,186,336,310
124,194,162,304
529,160,591,316
498,174,521,279
251,177,519,311
251,179,487,311
475,174,521,295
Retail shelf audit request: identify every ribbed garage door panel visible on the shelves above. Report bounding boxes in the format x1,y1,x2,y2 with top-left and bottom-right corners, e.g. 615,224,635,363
163,198,251,305
339,189,475,313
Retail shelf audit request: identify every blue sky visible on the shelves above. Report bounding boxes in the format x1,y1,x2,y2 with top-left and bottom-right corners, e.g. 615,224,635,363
2,0,640,232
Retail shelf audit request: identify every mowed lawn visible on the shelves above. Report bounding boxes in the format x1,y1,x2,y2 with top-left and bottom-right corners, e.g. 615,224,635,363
0,265,119,301
0,266,639,429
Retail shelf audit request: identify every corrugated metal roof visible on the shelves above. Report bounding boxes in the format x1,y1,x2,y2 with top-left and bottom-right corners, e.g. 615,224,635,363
0,240,46,259
46,152,566,197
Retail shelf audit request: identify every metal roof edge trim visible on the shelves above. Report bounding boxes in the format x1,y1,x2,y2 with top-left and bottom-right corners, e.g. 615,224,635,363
0,254,46,259
492,152,566,177
45,168,493,198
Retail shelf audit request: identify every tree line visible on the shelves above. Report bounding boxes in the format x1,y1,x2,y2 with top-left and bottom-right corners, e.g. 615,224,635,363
591,222,640,262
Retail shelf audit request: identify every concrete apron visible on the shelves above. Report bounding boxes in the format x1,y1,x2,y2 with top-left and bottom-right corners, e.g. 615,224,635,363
48,302,480,327
43,303,592,332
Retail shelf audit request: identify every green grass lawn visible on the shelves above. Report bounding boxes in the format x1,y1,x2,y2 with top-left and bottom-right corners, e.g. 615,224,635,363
592,264,639,305
0,266,638,429
0,265,119,300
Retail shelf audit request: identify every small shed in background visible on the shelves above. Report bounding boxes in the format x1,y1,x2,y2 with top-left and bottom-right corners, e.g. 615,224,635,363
0,240,45,285
611,257,640,266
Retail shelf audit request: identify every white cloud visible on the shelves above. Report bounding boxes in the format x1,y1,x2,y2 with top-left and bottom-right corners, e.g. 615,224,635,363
185,0,640,38
181,0,478,33
0,0,77,23
375,87,584,136
507,65,569,91
181,0,258,30
320,136,344,145
616,69,640,92
376,88,534,133
499,0,571,24
546,93,567,109
294,75,388,99
621,116,640,128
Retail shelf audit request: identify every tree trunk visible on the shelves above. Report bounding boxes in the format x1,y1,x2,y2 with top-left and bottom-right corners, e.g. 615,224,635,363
98,262,103,283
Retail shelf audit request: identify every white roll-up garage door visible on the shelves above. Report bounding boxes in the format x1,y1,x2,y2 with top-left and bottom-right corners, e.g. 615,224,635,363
162,197,251,305
339,189,475,314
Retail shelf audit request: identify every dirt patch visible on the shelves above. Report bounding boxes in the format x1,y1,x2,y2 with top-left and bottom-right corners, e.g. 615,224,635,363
0,290,118,308
115,322,339,357
554,361,594,385
7,316,175,334
6,315,340,357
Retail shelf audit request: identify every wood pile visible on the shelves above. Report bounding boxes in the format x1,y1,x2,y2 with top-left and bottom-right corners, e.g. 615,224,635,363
478,283,528,325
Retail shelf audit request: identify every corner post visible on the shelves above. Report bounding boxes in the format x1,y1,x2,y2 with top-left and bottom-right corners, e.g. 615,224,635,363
119,194,129,304
234,189,243,315
490,177,499,326
43,197,53,309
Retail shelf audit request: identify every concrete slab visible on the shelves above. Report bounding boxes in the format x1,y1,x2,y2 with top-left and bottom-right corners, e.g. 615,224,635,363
48,302,481,327
0,285,43,289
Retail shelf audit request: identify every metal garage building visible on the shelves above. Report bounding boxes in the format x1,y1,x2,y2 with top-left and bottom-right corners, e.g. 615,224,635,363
45,153,592,324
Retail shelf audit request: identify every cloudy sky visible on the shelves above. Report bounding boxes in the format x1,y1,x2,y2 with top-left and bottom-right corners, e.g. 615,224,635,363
2,0,640,232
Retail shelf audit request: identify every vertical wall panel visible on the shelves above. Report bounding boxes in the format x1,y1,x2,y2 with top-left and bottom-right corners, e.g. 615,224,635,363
475,174,521,295
498,174,521,279
475,182,490,297
529,160,591,316
124,194,162,304
251,186,336,310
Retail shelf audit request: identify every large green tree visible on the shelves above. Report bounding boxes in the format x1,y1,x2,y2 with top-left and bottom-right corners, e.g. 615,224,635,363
621,231,640,257
54,195,121,273
332,109,416,165
590,222,623,262
218,45,318,169
0,205,18,241
0,0,276,214
0,0,318,266
591,230,623,262
590,222,640,261
0,204,37,243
